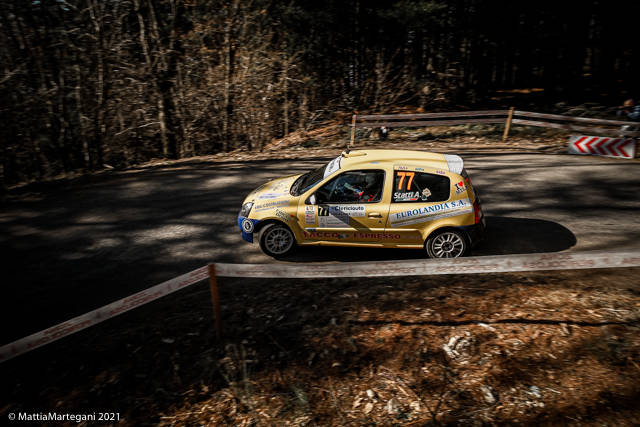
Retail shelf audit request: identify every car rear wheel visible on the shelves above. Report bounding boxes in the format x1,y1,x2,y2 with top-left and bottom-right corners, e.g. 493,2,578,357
259,223,296,258
426,229,467,258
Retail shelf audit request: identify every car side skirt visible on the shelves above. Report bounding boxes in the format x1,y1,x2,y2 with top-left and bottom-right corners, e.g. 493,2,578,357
297,241,424,249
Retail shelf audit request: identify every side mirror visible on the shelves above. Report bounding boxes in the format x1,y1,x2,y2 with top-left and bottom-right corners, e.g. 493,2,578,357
308,194,317,205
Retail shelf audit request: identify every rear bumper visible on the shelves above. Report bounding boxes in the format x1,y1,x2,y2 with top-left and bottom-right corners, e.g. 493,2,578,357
462,216,486,248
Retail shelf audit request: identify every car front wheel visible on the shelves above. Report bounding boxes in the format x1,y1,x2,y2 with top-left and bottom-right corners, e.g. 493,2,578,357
259,223,296,258
426,229,467,258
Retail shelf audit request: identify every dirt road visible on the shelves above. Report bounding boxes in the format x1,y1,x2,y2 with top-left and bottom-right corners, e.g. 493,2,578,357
1,147,639,344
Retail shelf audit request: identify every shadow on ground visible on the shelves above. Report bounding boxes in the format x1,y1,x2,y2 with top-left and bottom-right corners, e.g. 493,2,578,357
281,216,576,262
477,216,576,255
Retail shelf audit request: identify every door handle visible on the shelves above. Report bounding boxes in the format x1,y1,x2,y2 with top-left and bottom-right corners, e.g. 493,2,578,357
368,212,382,218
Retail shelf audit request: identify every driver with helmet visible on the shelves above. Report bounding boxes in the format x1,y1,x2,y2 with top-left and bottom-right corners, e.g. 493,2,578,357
344,174,379,202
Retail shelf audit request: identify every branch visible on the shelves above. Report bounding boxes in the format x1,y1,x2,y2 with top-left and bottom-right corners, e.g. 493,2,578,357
0,65,24,85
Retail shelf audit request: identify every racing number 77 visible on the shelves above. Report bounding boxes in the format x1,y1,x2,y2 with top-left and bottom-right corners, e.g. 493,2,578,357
397,171,415,191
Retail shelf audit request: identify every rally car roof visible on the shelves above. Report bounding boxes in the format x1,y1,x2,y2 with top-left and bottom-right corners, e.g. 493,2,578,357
340,149,464,174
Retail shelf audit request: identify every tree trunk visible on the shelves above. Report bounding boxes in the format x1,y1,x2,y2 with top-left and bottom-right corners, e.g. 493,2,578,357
283,52,289,137
88,0,105,169
223,5,237,152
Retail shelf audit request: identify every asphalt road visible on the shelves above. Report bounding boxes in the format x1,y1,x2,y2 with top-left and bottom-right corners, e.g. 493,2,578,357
1,150,639,344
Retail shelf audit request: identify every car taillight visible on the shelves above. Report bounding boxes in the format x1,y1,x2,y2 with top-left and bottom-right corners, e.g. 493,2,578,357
462,171,475,199
473,199,482,224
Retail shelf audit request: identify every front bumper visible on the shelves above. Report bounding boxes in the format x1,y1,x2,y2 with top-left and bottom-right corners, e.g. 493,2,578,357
238,215,260,243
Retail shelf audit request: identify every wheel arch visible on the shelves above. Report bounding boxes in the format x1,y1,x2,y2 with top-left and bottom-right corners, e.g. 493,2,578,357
254,218,289,235
424,225,471,247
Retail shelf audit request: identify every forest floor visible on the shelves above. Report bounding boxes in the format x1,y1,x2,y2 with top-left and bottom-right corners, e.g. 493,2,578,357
2,123,639,426
2,269,639,426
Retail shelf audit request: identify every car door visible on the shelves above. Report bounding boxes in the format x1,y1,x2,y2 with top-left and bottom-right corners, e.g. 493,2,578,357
384,166,455,244
300,169,390,244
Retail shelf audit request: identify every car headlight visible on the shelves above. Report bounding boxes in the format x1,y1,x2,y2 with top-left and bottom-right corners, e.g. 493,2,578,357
240,202,254,217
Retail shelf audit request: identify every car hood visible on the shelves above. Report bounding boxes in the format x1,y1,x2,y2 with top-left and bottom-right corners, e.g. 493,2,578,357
244,174,301,203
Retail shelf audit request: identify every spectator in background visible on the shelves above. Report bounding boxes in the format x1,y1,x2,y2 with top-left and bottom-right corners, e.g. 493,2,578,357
617,99,640,121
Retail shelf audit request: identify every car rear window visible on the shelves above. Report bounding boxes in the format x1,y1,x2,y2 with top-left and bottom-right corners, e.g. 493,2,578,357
393,170,450,203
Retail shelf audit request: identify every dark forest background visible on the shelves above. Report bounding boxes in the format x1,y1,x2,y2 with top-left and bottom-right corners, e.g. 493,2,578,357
1,0,638,187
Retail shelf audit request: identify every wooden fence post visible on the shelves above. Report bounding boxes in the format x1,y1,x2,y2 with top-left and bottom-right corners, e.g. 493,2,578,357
208,264,222,339
502,107,515,141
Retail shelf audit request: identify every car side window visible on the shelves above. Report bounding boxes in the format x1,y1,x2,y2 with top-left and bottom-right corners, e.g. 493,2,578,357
315,170,385,204
393,170,450,203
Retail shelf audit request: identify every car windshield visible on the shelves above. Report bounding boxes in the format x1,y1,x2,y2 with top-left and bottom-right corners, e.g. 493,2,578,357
290,156,341,196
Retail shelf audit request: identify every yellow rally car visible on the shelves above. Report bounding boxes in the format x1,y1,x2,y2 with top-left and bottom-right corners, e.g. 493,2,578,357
238,149,485,258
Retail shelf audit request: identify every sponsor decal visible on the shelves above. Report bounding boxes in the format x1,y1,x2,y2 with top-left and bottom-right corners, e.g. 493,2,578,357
241,218,255,233
275,209,291,222
319,215,349,228
303,231,347,239
329,205,365,217
305,205,315,224
390,198,472,227
392,166,430,173
238,216,260,242
271,182,288,190
254,200,289,211
394,191,421,201
353,232,402,240
303,231,402,241
393,207,473,227
253,180,293,200
435,170,447,175
257,192,288,200
393,189,431,202
317,205,364,228
261,179,292,194
324,156,342,178
454,181,466,194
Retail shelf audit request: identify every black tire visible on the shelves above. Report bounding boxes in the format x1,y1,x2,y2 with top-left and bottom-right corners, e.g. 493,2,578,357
425,229,467,258
258,223,296,258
